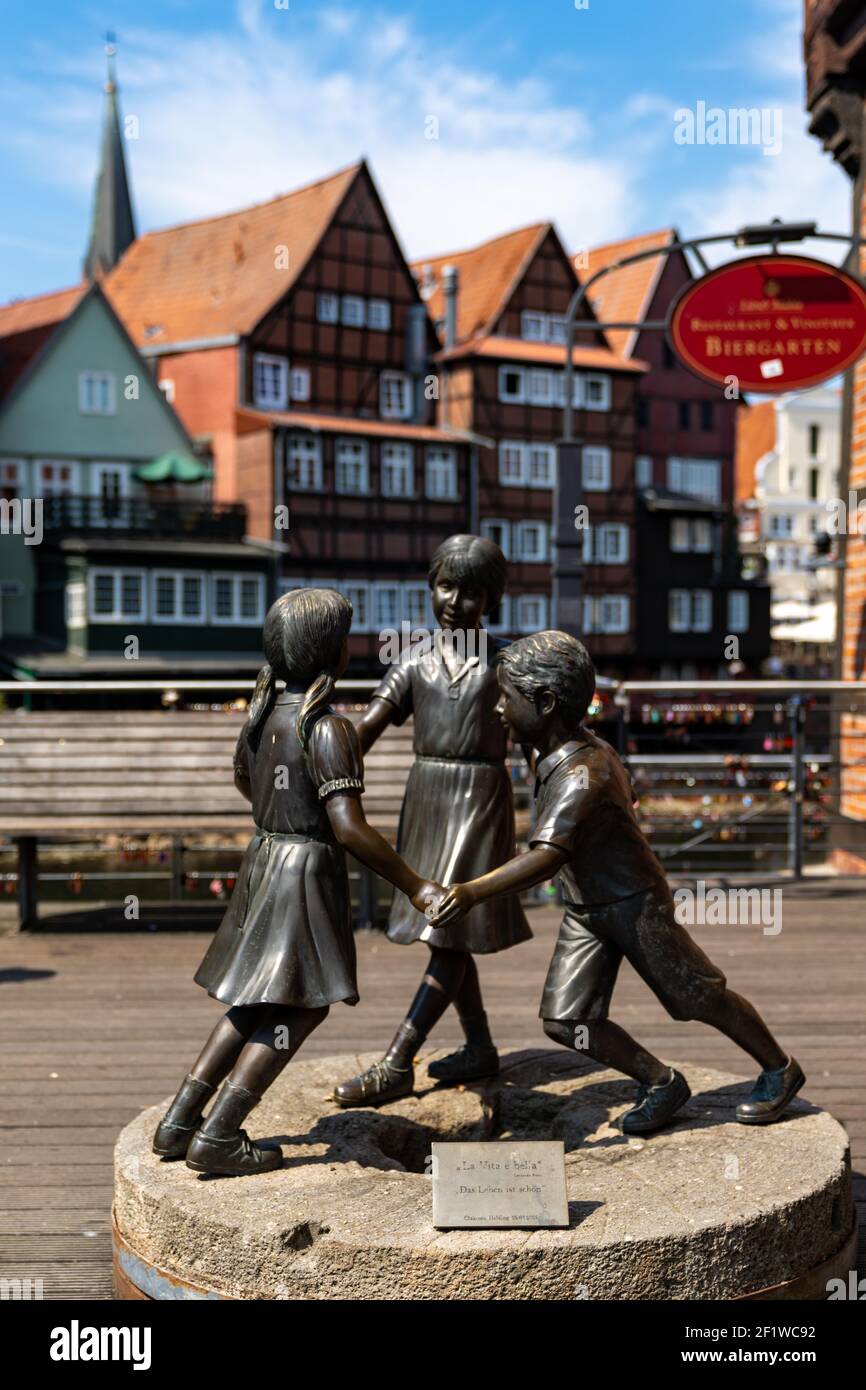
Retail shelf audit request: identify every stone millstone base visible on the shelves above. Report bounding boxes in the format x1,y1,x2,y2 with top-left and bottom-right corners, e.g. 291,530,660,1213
113,1049,854,1301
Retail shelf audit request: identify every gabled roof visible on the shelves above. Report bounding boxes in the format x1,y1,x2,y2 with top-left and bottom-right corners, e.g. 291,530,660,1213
104,162,363,348
411,223,550,344
436,335,646,373
0,284,86,341
579,228,676,356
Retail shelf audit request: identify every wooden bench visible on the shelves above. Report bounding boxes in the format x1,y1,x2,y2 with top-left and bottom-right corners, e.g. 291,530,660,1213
0,708,414,928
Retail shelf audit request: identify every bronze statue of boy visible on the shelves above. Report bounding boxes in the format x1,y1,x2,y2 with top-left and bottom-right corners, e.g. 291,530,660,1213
432,630,805,1133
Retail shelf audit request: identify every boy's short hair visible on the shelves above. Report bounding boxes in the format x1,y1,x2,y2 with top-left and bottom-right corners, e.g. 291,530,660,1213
428,534,507,614
499,630,596,725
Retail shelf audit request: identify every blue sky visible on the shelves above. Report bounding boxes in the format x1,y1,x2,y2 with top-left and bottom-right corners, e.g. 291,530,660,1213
0,0,853,304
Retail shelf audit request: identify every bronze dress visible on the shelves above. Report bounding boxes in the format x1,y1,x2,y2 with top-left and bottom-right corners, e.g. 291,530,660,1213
194,695,362,1009
375,635,531,954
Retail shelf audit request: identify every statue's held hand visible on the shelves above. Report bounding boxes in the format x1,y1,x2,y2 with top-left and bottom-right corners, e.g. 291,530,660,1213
430,883,476,927
411,879,447,918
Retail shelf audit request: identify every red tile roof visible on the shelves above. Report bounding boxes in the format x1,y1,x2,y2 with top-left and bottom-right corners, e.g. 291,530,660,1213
104,163,362,347
0,284,86,341
437,334,646,373
579,229,676,355
411,224,550,344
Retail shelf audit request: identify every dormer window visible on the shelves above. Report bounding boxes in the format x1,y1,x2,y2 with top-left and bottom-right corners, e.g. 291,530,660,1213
253,354,288,410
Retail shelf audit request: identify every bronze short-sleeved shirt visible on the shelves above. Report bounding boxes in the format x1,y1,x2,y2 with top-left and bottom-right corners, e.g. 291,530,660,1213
374,636,509,760
529,730,666,908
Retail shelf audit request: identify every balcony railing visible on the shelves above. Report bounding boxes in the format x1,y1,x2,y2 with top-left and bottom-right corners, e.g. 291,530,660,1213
40,497,247,542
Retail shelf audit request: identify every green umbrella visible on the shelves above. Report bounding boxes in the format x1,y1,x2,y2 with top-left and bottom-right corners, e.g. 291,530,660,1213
134,453,213,483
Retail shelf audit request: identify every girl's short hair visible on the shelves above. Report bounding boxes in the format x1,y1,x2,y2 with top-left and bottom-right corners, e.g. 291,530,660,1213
499,630,596,725
427,534,507,614
248,588,353,750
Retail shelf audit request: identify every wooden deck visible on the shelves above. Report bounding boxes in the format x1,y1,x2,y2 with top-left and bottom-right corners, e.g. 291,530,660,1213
1,887,863,1300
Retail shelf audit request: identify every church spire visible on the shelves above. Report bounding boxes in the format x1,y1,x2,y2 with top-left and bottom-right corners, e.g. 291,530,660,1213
83,34,136,280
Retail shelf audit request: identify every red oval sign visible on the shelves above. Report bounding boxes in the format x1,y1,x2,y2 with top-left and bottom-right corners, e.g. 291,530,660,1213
669,253,866,393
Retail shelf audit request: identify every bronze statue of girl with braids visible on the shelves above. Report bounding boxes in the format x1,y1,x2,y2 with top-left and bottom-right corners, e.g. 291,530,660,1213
152,588,445,1177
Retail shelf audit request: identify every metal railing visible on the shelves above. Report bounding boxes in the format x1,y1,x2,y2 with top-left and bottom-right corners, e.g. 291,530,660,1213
39,497,247,541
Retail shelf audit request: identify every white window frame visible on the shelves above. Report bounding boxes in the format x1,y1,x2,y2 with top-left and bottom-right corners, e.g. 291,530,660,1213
65,580,86,629
316,293,339,323
210,573,265,627
498,365,526,404
373,582,402,632
335,438,370,495
521,311,548,342
582,446,611,492
379,371,413,421
527,443,555,488
670,518,691,553
366,299,391,331
290,367,311,402
635,455,653,488
693,590,712,633
480,518,511,558
285,434,323,492
583,374,611,411
36,460,80,497
425,446,458,500
584,523,629,565
0,458,24,498
528,369,554,406
252,353,289,410
669,589,712,633
151,570,206,625
78,371,116,416
381,442,414,498
402,582,431,629
88,568,147,623
583,594,630,634
339,580,371,633
667,457,721,504
487,595,512,634
516,594,549,632
515,520,549,563
727,591,750,634
499,440,527,487
341,295,365,327
693,518,713,553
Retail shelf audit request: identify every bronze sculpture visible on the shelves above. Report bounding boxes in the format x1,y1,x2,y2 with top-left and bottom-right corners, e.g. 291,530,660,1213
432,630,805,1133
334,535,531,1107
153,588,445,1176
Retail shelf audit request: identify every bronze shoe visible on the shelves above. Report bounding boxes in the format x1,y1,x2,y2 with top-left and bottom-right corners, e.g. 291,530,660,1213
185,1127,282,1176
153,1074,215,1159
736,1057,805,1124
621,1069,691,1135
427,1045,499,1084
333,1059,414,1108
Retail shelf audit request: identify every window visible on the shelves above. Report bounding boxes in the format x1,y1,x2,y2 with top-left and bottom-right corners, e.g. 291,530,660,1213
670,517,713,553
583,595,630,634
151,571,205,624
727,591,749,633
498,366,525,403
670,518,691,553
373,583,401,630
36,460,78,497
528,443,555,488
521,311,548,342
678,400,691,430
290,367,311,402
769,513,794,538
211,573,265,626
340,581,371,632
584,524,628,564
635,455,652,488
286,435,322,491
584,375,611,411
487,596,512,633
158,379,176,405
700,401,714,431
515,521,548,562
528,370,554,406
0,459,23,501
380,371,412,421
78,371,115,415
788,467,799,488
65,580,86,628
425,446,457,499
381,443,414,498
692,519,712,552
669,589,712,633
316,293,339,323
403,583,430,628
582,446,611,491
335,439,369,494
88,569,146,622
809,423,820,457
253,354,288,409
480,519,510,557
367,300,391,331
516,595,549,631
499,440,526,486
341,296,365,326
809,466,820,500
667,457,721,504
548,316,567,345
